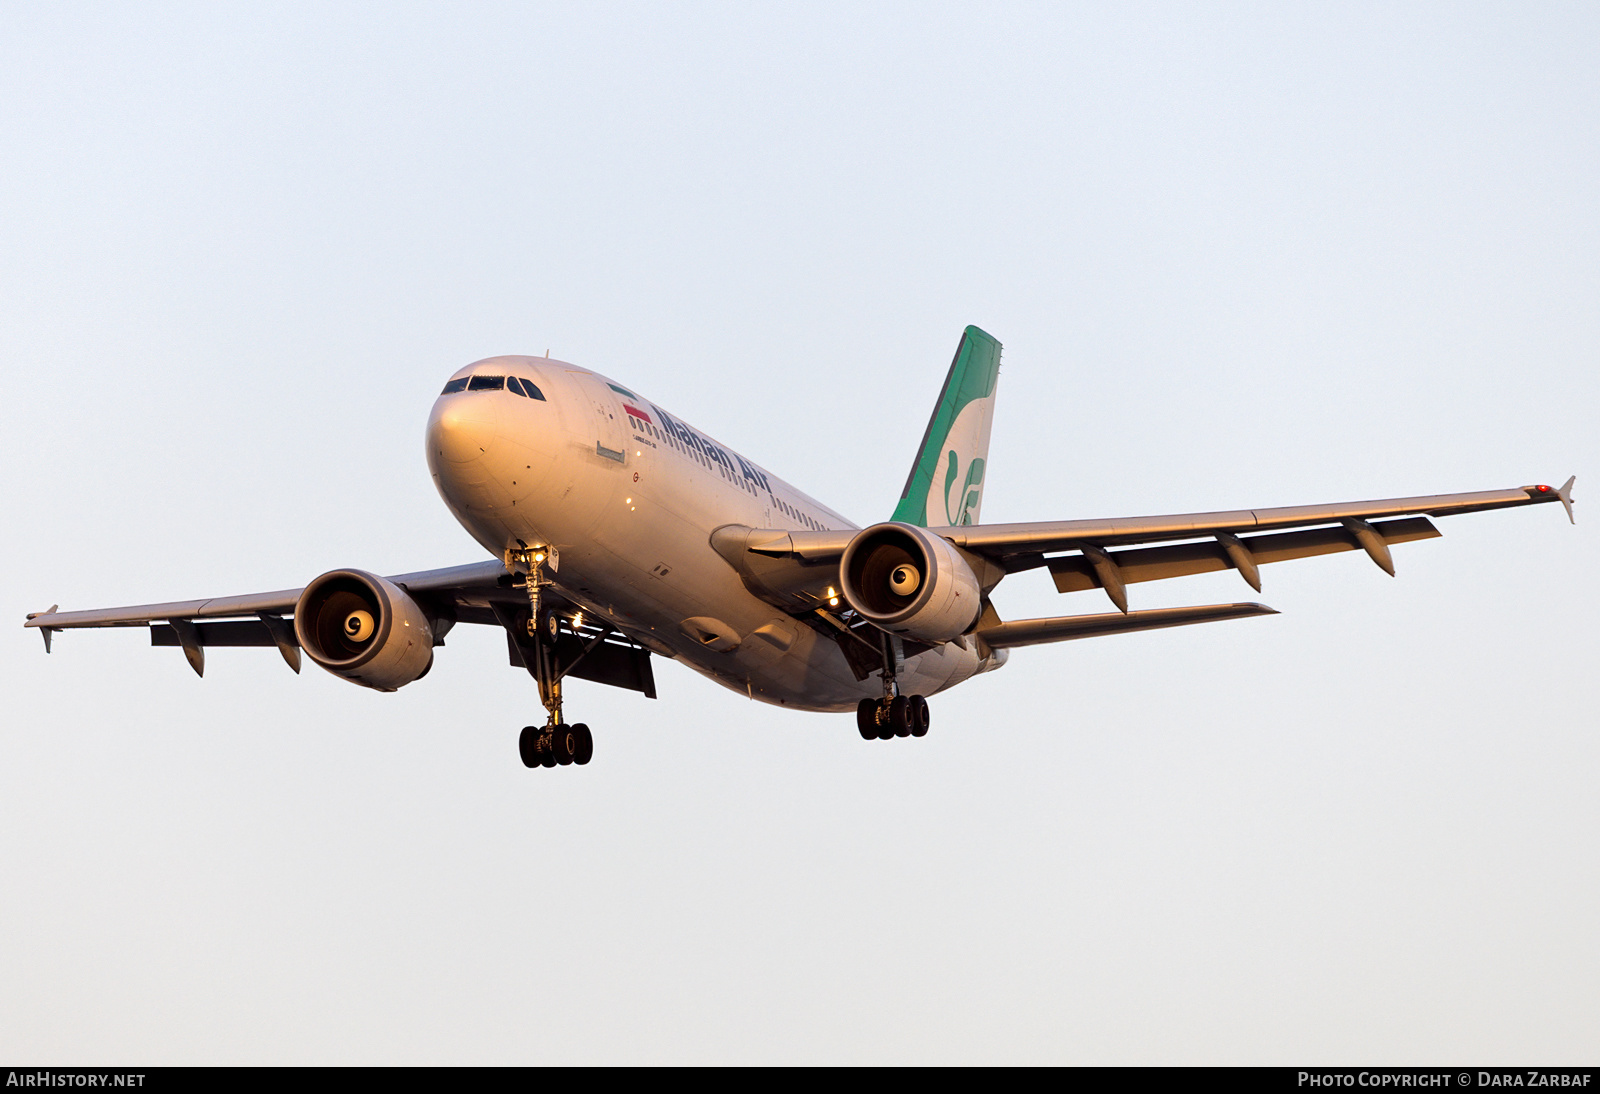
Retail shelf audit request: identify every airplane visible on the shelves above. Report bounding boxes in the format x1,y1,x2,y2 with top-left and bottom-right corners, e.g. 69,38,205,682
24,326,1576,769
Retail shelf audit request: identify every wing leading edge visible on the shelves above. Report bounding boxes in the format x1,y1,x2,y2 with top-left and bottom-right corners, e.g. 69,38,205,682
22,560,509,632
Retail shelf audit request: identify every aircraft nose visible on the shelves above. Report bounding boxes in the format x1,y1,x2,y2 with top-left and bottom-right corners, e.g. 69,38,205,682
427,395,499,464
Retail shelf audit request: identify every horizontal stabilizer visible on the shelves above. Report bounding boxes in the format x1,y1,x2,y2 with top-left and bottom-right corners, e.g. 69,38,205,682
1049,516,1439,596
977,602,1277,649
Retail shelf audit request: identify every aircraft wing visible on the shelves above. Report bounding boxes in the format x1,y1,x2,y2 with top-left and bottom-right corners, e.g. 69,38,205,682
23,559,660,697
717,477,1575,616
939,477,1575,556
23,559,519,672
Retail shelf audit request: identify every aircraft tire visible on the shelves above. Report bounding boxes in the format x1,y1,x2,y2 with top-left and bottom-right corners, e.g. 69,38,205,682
856,698,879,740
909,695,930,737
536,609,561,647
551,723,578,765
889,696,912,738
518,725,541,768
573,723,594,765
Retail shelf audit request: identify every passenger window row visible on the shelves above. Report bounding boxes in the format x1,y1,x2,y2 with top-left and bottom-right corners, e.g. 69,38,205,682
439,375,546,400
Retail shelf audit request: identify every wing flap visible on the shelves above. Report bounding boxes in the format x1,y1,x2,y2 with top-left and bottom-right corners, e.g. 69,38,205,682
151,620,288,647
977,602,1277,649
1048,516,1440,594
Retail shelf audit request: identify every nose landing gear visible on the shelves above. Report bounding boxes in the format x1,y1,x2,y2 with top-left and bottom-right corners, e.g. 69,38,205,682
505,543,597,771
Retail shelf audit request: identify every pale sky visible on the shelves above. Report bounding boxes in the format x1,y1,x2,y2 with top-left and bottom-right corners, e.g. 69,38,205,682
2,2,1595,1063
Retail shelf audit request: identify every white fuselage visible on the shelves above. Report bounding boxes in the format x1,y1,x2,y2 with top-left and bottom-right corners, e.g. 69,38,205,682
424,356,997,711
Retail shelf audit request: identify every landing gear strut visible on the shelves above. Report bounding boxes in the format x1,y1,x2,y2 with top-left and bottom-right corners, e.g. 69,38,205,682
855,630,932,740
505,543,594,770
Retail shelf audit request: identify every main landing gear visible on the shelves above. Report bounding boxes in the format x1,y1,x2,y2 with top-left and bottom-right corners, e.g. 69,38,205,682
519,721,594,767
506,543,595,771
856,694,930,740
855,629,932,740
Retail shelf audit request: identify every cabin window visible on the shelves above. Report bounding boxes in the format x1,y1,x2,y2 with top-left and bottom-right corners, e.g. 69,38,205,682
440,377,469,395
468,375,505,391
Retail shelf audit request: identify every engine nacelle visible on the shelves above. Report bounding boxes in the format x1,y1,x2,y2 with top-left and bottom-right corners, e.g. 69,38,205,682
293,569,435,692
840,522,983,644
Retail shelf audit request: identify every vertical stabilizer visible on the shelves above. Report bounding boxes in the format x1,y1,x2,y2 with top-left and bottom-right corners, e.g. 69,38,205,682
890,325,1002,527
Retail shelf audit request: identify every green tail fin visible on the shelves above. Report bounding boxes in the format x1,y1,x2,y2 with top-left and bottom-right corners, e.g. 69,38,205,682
890,325,1002,527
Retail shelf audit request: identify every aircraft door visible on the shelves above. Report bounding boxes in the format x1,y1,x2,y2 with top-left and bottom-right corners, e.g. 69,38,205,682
568,372,628,464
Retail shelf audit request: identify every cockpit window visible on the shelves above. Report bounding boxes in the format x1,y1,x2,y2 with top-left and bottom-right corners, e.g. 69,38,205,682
509,377,547,400
443,373,544,398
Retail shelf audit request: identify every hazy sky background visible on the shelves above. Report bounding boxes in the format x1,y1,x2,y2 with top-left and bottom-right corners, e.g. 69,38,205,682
2,2,1595,1064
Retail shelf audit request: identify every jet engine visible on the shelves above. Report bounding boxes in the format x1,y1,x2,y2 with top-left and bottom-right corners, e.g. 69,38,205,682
293,569,435,691
839,522,983,644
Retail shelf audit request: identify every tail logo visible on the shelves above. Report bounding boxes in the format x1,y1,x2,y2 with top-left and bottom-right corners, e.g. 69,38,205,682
923,395,993,527
942,451,985,526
